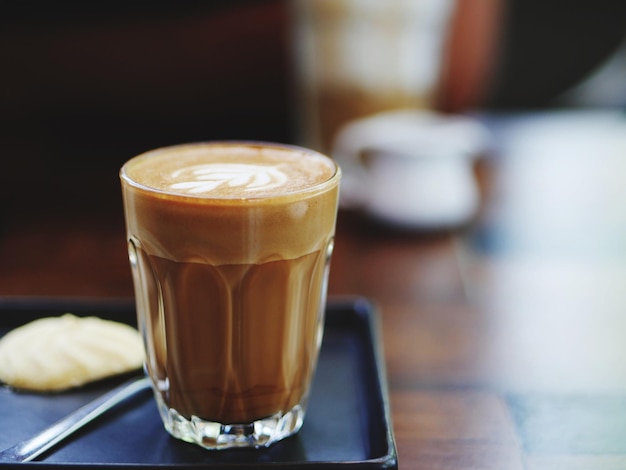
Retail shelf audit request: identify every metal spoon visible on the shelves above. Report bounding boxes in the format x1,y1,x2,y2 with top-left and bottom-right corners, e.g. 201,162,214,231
0,376,151,462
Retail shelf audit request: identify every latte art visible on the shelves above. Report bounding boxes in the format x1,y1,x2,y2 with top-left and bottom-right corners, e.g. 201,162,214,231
169,163,288,195
122,142,337,199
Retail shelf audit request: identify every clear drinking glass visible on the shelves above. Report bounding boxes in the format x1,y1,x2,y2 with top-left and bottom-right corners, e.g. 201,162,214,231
291,0,457,154
120,142,341,449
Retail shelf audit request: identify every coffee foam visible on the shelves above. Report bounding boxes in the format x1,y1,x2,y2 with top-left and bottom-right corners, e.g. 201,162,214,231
169,163,288,195
123,143,336,198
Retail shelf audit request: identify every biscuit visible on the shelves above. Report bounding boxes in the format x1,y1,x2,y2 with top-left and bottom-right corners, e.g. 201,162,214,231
0,314,145,392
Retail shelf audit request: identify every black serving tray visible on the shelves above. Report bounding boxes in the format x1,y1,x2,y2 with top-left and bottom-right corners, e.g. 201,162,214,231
0,297,397,469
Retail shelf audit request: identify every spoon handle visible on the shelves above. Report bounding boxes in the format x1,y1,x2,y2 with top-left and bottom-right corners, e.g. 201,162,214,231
0,376,151,462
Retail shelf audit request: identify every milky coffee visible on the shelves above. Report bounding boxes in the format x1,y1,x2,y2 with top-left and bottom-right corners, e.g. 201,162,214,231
120,142,340,449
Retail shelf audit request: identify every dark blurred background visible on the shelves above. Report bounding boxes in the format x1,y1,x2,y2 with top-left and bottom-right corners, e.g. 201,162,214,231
0,1,290,225
1,0,625,226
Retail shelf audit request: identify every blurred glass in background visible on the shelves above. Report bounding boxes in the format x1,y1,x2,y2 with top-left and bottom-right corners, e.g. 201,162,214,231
291,0,457,153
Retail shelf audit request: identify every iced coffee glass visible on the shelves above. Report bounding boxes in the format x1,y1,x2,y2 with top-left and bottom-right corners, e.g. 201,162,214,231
120,142,340,449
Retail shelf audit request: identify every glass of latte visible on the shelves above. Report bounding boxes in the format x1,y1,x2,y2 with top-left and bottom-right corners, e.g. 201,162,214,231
120,142,341,449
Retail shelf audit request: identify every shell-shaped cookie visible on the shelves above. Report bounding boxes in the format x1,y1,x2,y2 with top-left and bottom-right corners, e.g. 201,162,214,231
0,314,145,392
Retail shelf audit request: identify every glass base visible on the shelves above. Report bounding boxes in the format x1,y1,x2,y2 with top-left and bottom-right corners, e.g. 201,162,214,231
155,398,306,450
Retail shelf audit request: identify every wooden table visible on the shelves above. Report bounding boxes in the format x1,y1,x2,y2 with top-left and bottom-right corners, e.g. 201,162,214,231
2,111,626,469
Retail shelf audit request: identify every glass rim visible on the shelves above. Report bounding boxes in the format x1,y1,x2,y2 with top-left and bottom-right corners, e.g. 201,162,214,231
120,141,341,202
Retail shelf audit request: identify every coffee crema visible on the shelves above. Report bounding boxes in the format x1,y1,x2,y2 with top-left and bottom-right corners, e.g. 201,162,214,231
121,142,340,444
123,143,336,198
